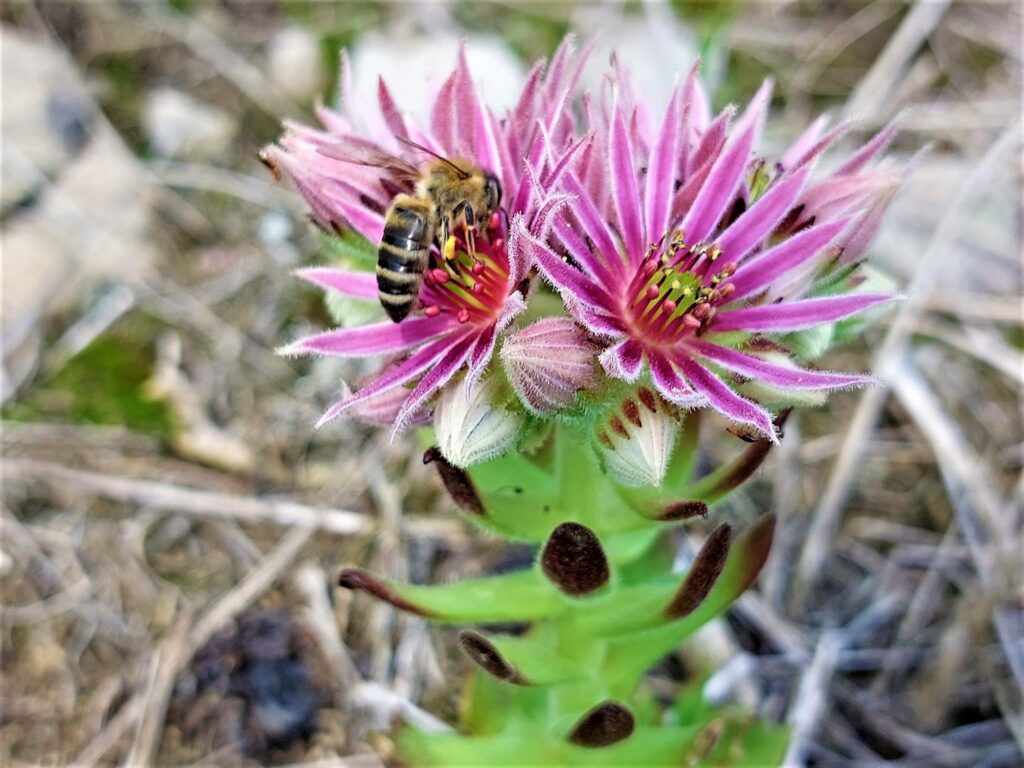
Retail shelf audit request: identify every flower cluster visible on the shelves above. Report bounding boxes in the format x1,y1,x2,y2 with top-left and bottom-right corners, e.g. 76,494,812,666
270,38,901,477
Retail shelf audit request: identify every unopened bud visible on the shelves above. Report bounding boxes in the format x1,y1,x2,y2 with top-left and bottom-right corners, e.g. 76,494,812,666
596,391,679,487
500,318,596,415
434,377,520,468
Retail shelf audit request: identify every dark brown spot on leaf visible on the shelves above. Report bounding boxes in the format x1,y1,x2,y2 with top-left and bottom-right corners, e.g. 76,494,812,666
458,631,527,685
423,447,484,515
337,568,434,618
541,522,609,597
665,524,733,620
568,701,635,748
658,500,709,522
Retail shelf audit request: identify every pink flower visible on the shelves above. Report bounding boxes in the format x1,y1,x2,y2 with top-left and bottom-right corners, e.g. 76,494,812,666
270,40,589,431
526,68,901,439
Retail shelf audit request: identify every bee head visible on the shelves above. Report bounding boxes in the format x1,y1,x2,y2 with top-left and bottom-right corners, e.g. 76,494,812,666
484,174,502,214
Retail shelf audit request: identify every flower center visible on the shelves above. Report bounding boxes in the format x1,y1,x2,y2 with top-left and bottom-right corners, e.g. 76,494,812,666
420,212,510,325
623,229,737,348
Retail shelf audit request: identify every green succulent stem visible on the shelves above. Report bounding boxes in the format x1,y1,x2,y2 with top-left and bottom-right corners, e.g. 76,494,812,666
339,420,788,766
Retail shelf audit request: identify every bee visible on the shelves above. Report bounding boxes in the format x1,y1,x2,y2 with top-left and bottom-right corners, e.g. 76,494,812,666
323,138,502,323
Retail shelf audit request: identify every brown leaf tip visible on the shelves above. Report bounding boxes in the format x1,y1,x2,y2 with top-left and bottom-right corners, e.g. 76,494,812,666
423,446,484,515
665,523,733,620
568,701,635,748
337,568,434,618
659,500,709,522
540,522,610,597
737,514,776,594
458,631,527,685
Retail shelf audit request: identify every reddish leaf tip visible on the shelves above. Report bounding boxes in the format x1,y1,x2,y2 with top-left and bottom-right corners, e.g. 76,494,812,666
337,568,435,618
423,446,484,515
458,631,528,685
665,523,734,620
659,500,709,522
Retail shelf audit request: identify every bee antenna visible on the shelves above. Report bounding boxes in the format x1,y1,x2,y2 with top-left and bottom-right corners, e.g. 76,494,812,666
395,136,470,179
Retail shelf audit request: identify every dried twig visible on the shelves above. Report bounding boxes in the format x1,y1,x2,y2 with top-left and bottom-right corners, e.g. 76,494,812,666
1,458,458,538
784,630,845,768
844,0,952,120
796,121,1021,595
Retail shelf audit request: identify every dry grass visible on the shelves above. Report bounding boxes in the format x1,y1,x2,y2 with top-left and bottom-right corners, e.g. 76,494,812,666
1,1,1021,766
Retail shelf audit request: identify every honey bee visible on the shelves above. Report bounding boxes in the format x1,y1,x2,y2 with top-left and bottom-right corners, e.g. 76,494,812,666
324,138,502,323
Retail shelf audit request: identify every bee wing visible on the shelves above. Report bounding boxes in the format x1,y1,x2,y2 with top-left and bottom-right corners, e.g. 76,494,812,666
317,138,420,182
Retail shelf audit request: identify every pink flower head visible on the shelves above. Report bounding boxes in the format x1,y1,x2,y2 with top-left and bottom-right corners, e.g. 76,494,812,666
527,68,900,440
270,39,590,432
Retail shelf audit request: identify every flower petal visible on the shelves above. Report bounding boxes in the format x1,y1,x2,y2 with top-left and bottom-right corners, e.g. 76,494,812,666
726,218,849,301
834,120,899,177
650,353,703,407
712,293,899,333
564,174,626,278
644,78,683,243
687,340,877,389
315,334,459,427
609,99,645,262
599,339,643,382
279,315,454,357
716,164,812,265
681,103,762,245
675,357,777,441
393,333,477,434
295,267,377,301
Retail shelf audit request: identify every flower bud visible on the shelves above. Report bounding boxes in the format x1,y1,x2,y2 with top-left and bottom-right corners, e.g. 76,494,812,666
434,377,521,469
500,318,596,415
596,387,679,487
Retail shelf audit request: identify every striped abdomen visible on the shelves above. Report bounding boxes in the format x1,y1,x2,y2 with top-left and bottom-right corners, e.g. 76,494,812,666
377,196,432,323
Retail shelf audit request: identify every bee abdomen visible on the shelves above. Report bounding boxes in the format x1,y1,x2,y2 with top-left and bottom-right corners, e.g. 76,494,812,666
377,198,431,323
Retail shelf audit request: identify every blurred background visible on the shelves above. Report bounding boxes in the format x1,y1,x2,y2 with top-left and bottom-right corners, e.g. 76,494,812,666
1,1,1020,766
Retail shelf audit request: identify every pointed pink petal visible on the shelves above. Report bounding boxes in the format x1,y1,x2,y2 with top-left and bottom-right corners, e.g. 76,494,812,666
736,79,773,135
564,174,627,278
609,100,645,261
782,121,850,174
650,353,703,407
835,120,899,177
682,102,763,245
687,106,733,179
528,225,615,311
717,165,812,264
687,341,877,389
598,339,643,382
712,293,899,333
779,113,830,171
571,302,626,339
295,268,377,301
727,218,849,301
431,71,457,151
675,357,777,441
377,77,407,139
645,79,683,242
837,186,900,265
280,315,454,358
453,43,478,155
393,333,477,434
553,218,617,286
315,334,459,427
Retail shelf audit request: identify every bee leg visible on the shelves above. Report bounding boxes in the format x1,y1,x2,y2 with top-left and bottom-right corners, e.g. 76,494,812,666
459,203,478,256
